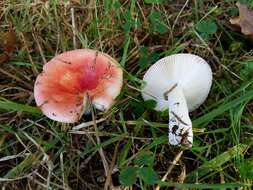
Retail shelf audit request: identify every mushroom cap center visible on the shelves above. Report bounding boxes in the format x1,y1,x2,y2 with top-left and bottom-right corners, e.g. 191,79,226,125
79,66,99,90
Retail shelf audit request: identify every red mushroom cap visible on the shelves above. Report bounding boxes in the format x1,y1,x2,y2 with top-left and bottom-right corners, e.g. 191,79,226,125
34,49,123,123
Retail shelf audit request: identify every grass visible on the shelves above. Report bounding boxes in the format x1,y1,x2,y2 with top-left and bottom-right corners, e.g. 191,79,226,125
0,0,253,189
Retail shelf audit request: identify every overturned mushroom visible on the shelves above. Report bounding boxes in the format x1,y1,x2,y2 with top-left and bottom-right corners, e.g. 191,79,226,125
142,54,212,147
34,49,123,123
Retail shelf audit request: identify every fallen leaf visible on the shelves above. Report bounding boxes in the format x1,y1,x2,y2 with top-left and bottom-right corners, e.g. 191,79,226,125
0,27,16,64
230,2,253,42
70,0,80,5
0,54,9,64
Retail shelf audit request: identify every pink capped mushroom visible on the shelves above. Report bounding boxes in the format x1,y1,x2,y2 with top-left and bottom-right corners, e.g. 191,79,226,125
34,49,123,123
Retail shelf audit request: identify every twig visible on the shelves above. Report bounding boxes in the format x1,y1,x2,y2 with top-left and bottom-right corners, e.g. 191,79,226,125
104,142,119,190
177,161,186,183
163,83,178,100
71,115,110,131
0,171,35,182
155,151,183,190
0,153,30,162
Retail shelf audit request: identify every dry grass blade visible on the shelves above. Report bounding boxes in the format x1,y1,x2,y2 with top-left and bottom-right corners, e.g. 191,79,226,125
0,154,30,162
104,142,120,190
23,132,53,189
0,172,35,182
155,151,183,190
20,32,39,75
71,117,107,130
0,68,33,89
88,95,109,177
71,7,77,49
31,31,47,65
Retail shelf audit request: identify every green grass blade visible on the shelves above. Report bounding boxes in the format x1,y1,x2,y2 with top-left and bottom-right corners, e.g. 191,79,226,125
4,136,60,178
187,144,248,182
193,89,253,127
4,152,41,178
118,139,132,167
0,98,41,114
80,135,124,157
158,182,249,189
120,34,130,67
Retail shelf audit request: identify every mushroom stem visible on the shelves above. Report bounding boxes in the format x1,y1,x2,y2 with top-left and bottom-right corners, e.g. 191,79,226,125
165,84,193,147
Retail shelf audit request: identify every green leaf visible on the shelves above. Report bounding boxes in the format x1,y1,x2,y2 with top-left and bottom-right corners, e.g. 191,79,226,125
238,159,253,179
196,20,217,34
135,152,154,167
228,7,239,17
130,99,157,118
144,0,164,4
240,61,253,80
144,99,157,109
200,32,210,40
130,100,145,118
138,46,160,69
148,11,168,34
138,46,149,68
119,166,138,186
229,41,242,52
122,10,140,32
138,167,159,185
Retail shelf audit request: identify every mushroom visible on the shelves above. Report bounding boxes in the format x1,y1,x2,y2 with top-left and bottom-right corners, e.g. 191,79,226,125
141,53,212,147
34,49,123,123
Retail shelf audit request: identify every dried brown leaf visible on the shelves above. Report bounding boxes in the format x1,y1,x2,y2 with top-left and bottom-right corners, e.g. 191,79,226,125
230,2,253,41
70,0,80,5
0,27,16,64
0,54,9,64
